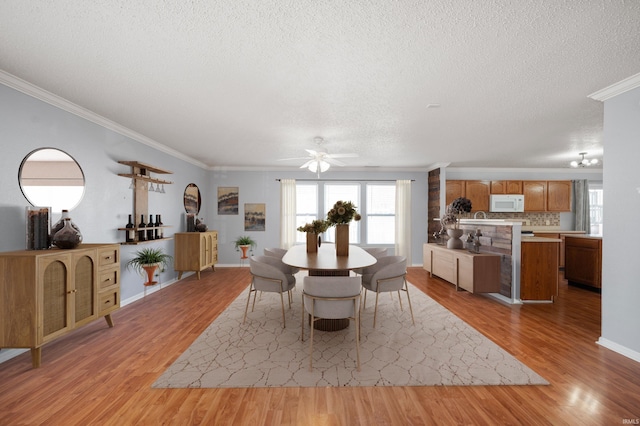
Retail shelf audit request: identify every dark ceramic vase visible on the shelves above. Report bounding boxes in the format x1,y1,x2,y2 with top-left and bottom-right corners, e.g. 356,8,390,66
52,218,82,249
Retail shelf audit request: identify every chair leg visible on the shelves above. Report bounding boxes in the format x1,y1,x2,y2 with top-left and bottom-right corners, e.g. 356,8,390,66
404,279,415,325
373,291,380,328
397,290,404,311
300,293,305,341
309,303,315,371
363,288,367,309
243,282,254,324
355,299,361,371
279,291,286,328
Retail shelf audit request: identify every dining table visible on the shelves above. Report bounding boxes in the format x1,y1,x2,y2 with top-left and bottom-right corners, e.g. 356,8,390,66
282,243,377,330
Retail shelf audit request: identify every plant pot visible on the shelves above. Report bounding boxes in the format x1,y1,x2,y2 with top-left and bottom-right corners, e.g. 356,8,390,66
306,233,318,253
142,264,159,286
446,228,464,249
335,224,349,256
239,245,250,259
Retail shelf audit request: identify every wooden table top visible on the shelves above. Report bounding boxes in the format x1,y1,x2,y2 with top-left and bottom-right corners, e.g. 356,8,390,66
282,243,376,271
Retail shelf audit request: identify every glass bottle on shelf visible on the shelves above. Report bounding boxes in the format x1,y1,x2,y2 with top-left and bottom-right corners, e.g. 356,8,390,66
138,215,147,241
154,214,160,240
157,215,164,239
125,214,135,243
147,215,155,241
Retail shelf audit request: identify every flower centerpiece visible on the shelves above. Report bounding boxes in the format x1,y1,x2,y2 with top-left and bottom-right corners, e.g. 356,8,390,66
441,197,472,249
298,219,330,253
326,200,361,256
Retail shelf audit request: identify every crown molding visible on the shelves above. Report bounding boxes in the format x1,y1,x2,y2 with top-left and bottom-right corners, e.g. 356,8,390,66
0,70,208,169
445,167,603,175
588,72,640,101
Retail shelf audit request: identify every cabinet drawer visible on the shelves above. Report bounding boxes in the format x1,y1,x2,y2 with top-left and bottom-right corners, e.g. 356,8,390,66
456,257,474,292
98,246,119,269
565,237,600,249
98,267,119,291
99,290,119,315
433,251,455,283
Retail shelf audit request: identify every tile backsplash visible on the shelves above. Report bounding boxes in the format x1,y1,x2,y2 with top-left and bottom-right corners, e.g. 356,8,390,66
470,212,560,226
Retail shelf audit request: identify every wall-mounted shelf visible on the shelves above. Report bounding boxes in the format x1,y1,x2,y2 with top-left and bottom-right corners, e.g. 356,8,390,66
117,161,173,244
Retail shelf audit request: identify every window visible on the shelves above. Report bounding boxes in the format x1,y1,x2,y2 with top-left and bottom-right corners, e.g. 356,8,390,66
295,184,318,243
367,184,396,244
589,185,603,236
324,184,360,244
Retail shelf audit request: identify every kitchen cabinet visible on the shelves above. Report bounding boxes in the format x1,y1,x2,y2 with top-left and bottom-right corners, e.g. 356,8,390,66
490,180,523,194
175,231,218,279
547,181,572,212
0,244,120,368
565,236,602,289
464,180,490,212
523,181,547,211
520,239,559,301
446,180,465,205
423,243,500,293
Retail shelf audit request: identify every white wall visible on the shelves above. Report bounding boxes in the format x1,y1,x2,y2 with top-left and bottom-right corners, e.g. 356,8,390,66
598,86,640,361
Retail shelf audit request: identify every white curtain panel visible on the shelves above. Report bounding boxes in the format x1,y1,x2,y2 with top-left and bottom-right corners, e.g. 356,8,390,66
572,179,590,232
395,179,412,264
280,179,297,249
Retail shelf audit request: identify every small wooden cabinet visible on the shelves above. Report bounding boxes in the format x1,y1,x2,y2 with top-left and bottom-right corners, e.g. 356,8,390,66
520,239,559,301
523,181,547,211
0,244,120,368
446,180,465,206
423,243,501,293
464,180,490,212
174,231,218,279
490,180,523,194
565,236,602,289
547,181,572,212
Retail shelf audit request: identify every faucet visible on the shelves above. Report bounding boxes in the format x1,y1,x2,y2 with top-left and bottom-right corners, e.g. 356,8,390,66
473,211,487,219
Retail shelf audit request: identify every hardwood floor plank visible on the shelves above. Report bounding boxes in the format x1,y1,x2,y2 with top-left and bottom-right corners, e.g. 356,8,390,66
1,267,639,425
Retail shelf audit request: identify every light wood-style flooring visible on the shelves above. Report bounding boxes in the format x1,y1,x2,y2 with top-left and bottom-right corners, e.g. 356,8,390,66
1,266,639,425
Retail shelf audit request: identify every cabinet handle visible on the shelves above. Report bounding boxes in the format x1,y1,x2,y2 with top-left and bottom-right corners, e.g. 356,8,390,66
105,256,112,260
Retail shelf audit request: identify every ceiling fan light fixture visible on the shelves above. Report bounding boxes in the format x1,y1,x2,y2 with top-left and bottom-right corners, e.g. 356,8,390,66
570,152,599,168
308,160,330,173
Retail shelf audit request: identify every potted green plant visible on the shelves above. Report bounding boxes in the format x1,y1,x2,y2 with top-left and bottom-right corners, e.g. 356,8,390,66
234,235,257,259
126,247,173,286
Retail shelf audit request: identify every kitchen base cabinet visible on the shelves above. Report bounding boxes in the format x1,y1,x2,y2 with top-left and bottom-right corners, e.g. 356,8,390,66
423,243,501,293
0,244,120,368
174,231,218,279
520,239,559,301
565,236,602,290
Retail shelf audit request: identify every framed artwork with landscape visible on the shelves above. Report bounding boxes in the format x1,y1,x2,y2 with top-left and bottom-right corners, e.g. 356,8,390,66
244,203,265,231
217,186,238,215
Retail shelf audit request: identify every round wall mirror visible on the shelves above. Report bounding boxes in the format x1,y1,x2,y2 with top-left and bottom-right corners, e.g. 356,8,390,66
184,183,201,214
19,148,85,213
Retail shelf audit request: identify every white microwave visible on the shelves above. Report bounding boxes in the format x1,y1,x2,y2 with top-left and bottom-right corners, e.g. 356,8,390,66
490,194,525,212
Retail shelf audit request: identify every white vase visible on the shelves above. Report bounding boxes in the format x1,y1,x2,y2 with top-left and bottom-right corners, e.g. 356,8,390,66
446,228,464,249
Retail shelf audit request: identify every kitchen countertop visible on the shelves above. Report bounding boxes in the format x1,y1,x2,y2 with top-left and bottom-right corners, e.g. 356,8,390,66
522,236,562,242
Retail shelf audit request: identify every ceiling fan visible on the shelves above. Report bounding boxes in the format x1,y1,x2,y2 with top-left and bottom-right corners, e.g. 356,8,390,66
278,137,358,176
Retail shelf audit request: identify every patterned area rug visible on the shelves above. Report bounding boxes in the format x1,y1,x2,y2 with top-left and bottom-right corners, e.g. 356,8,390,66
153,280,548,388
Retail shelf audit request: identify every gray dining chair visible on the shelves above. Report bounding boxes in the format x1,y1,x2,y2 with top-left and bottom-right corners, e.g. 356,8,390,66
301,276,362,371
361,255,414,328
353,247,388,275
244,255,296,328
264,247,300,275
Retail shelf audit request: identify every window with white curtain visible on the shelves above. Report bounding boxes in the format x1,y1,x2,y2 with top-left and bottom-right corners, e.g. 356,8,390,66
295,184,318,243
589,184,603,236
324,184,360,244
366,184,396,244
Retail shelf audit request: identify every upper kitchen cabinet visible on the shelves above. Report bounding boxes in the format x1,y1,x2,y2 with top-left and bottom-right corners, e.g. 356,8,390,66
490,180,523,194
464,181,490,212
446,180,465,205
523,181,547,211
547,181,572,212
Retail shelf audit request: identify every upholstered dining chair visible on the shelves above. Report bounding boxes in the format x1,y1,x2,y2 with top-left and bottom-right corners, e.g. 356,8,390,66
244,255,296,328
360,255,414,328
264,247,300,274
352,247,388,275
301,276,362,371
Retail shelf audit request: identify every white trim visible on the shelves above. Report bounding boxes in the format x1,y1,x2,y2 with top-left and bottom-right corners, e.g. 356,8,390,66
445,167,603,175
597,337,640,363
0,70,208,170
588,72,640,101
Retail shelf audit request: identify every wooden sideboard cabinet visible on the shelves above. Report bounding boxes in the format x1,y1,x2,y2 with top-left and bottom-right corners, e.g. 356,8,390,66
564,236,602,289
0,244,120,368
174,231,218,279
423,243,500,293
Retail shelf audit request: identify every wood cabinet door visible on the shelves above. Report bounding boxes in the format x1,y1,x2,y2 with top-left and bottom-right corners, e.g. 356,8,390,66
547,181,572,212
465,181,490,212
523,181,547,211
520,242,559,300
490,181,522,194
446,181,465,206
72,250,97,327
38,254,72,343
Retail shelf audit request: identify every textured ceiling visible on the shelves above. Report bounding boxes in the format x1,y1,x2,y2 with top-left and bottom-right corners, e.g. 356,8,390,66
1,1,640,170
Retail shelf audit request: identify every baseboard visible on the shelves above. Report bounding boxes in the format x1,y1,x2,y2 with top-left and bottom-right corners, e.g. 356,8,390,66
0,348,29,364
597,337,640,363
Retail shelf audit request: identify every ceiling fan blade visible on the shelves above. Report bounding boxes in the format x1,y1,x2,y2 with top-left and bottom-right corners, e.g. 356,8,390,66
326,153,358,158
277,157,312,161
299,160,315,168
325,157,346,167
305,149,319,156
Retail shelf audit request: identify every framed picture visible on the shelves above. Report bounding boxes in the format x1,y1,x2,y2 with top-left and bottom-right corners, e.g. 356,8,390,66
244,203,265,231
217,187,238,215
